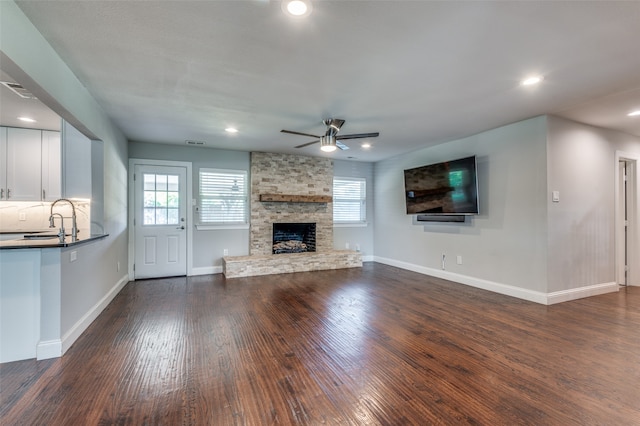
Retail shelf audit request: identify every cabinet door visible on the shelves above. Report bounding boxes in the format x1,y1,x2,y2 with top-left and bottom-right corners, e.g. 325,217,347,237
6,128,42,201
42,130,62,201
0,127,6,200
62,121,91,199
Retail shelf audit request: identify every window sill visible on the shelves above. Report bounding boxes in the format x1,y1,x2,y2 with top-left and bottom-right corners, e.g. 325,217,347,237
333,222,368,228
196,224,250,231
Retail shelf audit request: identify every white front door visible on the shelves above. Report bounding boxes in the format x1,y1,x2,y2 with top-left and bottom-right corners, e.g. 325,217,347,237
134,164,187,279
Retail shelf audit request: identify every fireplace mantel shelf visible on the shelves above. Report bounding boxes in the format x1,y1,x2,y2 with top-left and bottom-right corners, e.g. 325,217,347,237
259,194,332,203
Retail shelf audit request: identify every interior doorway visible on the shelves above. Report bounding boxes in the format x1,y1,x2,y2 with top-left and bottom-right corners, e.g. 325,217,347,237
616,154,638,286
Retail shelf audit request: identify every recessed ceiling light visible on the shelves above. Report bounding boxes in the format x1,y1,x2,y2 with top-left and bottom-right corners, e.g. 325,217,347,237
282,0,312,18
17,116,36,123
361,143,371,149
521,75,543,86
628,110,640,117
225,127,238,133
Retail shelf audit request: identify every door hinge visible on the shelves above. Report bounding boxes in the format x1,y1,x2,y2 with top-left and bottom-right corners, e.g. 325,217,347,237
133,264,135,271
133,173,136,181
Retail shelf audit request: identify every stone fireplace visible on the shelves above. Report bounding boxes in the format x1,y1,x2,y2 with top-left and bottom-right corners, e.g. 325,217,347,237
272,222,316,254
249,152,333,255
222,151,362,278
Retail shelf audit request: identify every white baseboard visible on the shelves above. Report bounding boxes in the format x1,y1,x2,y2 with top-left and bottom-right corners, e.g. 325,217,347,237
362,255,374,262
60,273,129,356
37,339,62,360
374,256,549,304
190,266,223,276
546,281,619,304
373,257,621,305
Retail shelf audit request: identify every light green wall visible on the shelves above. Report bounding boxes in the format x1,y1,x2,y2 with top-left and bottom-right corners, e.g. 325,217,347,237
546,116,640,292
373,116,549,296
1,1,129,338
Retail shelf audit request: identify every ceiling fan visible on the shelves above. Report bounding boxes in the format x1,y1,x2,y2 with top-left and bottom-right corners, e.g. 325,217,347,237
281,118,379,152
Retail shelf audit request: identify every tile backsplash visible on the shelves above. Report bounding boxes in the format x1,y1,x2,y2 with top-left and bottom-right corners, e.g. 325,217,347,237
0,199,91,234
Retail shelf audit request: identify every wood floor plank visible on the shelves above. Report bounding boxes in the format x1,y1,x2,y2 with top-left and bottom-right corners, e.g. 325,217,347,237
1,263,639,425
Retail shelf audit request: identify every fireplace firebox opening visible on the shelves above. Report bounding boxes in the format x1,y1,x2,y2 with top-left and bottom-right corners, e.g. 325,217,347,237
272,223,316,254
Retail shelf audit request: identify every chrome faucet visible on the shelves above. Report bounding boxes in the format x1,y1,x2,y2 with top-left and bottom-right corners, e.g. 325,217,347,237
49,198,78,241
49,213,66,242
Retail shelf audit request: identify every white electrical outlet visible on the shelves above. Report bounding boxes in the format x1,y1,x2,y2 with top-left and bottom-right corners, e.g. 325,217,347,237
19,212,26,221
457,255,463,265
117,261,120,272
345,242,350,249
441,254,446,270
355,244,360,252
223,249,229,256
70,251,77,262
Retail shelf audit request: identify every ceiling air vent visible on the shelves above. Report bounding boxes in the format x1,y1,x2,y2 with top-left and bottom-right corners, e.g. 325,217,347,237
185,140,206,146
0,81,37,99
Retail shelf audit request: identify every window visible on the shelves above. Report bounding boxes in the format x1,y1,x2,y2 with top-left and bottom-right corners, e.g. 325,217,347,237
333,177,366,223
198,168,247,225
143,173,180,225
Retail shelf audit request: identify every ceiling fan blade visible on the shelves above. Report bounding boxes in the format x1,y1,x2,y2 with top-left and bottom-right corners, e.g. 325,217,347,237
281,129,321,139
336,132,379,140
294,140,320,148
336,141,350,151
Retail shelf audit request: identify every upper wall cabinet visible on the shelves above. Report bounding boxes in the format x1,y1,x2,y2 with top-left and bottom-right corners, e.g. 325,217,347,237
42,130,62,201
0,127,5,199
62,120,92,199
0,127,43,201
0,126,61,201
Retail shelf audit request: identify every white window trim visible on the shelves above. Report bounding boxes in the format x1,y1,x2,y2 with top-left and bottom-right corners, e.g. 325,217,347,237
197,168,248,226
333,176,367,224
333,222,369,228
195,223,250,231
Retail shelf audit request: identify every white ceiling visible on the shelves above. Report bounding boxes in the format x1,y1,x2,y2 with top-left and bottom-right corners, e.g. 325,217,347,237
9,0,640,162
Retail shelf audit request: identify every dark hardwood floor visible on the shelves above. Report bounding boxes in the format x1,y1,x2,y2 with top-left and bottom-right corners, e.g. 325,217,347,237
2,263,639,425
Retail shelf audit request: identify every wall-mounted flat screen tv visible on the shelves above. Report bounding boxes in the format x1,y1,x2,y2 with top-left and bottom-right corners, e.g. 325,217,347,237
404,156,479,215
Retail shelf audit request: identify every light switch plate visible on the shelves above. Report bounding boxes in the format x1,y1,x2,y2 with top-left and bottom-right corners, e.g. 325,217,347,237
552,191,560,202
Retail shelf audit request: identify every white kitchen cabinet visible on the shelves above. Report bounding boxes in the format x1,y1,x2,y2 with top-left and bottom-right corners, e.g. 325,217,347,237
42,130,62,201
0,127,6,200
62,120,92,199
0,126,62,202
3,127,42,201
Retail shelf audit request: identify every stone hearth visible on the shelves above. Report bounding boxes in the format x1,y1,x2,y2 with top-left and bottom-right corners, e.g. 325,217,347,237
223,250,362,278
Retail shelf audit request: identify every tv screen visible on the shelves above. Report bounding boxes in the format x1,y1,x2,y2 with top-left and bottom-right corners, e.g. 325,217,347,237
404,156,479,215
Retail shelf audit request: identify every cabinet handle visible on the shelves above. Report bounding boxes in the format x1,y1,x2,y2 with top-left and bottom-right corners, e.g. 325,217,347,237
43,189,46,200
6,188,10,199
0,188,3,199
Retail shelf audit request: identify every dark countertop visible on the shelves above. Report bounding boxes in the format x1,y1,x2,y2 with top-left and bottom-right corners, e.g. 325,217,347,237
0,229,54,234
0,233,109,249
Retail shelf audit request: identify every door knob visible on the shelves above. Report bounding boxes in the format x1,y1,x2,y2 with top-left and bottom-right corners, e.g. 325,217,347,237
177,226,185,230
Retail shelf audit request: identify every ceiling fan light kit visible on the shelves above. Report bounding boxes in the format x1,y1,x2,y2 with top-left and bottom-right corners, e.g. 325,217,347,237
320,135,337,152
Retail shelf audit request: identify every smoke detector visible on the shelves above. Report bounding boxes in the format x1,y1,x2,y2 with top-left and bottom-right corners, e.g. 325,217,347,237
185,140,206,146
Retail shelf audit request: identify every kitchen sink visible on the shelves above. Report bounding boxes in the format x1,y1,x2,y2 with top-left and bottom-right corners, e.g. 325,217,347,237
23,233,64,240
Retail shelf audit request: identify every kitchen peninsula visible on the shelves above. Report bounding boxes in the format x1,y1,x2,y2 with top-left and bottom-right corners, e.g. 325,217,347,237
0,230,108,363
